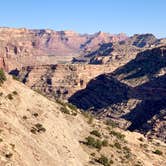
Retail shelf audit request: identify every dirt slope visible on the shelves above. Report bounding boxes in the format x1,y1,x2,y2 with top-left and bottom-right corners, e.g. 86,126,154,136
0,75,89,166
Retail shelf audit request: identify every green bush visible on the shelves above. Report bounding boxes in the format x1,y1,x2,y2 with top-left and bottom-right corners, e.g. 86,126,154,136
67,103,77,111
85,136,102,150
153,149,163,155
90,130,101,137
12,75,19,81
97,155,110,166
102,139,109,146
105,119,118,128
110,130,125,140
114,142,121,149
0,69,6,85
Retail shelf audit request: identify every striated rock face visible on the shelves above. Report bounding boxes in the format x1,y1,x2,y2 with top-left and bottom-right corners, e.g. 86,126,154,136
73,33,160,64
13,64,117,99
0,27,127,71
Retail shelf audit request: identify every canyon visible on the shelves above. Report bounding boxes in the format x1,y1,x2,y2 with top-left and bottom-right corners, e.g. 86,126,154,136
0,27,166,165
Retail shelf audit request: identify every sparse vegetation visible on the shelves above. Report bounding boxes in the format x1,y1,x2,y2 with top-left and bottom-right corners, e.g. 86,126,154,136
84,136,102,150
6,94,13,100
90,130,101,137
114,142,121,149
97,155,112,166
31,123,46,134
110,130,125,140
102,139,109,146
60,107,70,114
12,75,19,81
140,143,148,149
138,137,144,142
105,119,118,128
57,100,77,116
5,152,13,158
33,112,39,117
67,102,77,111
12,91,18,95
23,115,27,120
153,149,163,155
0,69,6,85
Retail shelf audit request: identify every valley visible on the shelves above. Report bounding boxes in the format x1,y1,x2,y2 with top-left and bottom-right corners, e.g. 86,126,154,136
0,27,166,165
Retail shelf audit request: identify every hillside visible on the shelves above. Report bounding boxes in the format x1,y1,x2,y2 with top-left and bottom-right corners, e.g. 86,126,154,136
0,74,90,166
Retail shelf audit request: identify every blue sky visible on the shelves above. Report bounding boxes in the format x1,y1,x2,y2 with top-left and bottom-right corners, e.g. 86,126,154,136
0,0,165,37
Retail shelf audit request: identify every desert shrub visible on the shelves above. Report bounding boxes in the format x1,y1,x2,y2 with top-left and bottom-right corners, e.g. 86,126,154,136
138,137,144,142
12,75,19,81
102,139,109,146
114,142,121,149
97,155,110,166
6,94,13,100
12,91,18,95
105,119,118,128
33,113,39,117
60,107,70,114
0,69,6,85
95,139,103,150
110,130,125,140
0,138,3,142
35,123,46,132
22,115,27,120
90,130,101,137
153,149,163,155
85,136,102,150
5,152,13,158
31,123,46,134
123,148,132,159
0,92,3,96
140,143,148,148
123,146,131,153
90,152,96,156
67,103,77,111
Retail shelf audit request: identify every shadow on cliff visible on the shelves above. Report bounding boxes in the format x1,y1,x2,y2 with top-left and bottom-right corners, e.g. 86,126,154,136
112,46,166,80
69,74,131,110
69,46,166,132
122,74,166,132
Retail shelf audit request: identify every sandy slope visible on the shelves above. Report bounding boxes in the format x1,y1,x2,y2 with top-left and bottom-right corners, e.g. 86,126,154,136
0,76,89,166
